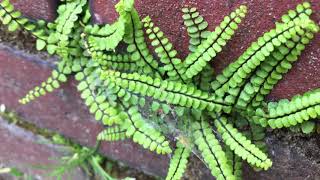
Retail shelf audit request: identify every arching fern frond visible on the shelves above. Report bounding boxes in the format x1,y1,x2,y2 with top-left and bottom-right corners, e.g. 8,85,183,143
212,16,318,106
83,21,125,52
19,60,71,104
101,70,231,113
254,88,320,129
43,0,87,55
234,3,317,109
142,16,186,82
124,8,161,77
213,115,272,170
192,117,235,180
182,5,247,81
165,142,191,180
120,103,172,154
82,0,134,52
181,7,214,91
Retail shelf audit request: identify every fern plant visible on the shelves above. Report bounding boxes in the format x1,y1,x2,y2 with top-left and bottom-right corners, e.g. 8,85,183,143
1,0,319,179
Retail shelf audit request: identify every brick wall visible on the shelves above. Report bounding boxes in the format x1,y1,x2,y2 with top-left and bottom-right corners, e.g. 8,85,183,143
0,0,319,179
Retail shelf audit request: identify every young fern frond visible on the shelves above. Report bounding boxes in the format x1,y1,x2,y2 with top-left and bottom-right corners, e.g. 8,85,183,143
213,115,272,170
97,125,127,141
192,117,235,180
182,6,210,53
101,70,231,113
120,103,172,154
182,5,247,81
19,60,71,104
165,142,191,180
254,88,320,129
181,7,214,91
142,16,186,82
82,0,133,52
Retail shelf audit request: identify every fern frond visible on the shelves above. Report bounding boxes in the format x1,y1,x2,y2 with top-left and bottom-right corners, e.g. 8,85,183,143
124,9,161,77
182,5,247,80
192,118,235,180
182,6,210,52
213,115,272,170
97,125,127,141
254,88,320,128
44,0,87,54
91,52,136,72
19,60,71,104
83,21,125,51
225,148,242,180
193,64,215,91
165,142,191,180
212,16,318,106
120,104,172,154
82,0,132,53
280,2,312,24
0,0,49,47
235,3,317,109
181,7,215,90
75,67,125,126
101,70,231,113
142,16,186,82
237,30,315,110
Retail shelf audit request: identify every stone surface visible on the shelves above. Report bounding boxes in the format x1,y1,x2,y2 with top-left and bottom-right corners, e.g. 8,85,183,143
0,116,87,180
243,132,320,180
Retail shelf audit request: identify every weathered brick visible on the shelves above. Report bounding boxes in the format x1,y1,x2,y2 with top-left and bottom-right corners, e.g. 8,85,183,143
8,0,58,21
0,116,87,179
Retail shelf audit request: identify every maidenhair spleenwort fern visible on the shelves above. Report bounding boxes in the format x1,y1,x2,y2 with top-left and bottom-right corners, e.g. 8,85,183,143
1,0,319,179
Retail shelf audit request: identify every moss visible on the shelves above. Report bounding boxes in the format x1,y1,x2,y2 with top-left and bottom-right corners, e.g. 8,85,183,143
0,109,55,139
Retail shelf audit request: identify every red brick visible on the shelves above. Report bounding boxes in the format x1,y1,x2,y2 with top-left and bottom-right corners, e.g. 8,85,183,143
8,0,58,21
